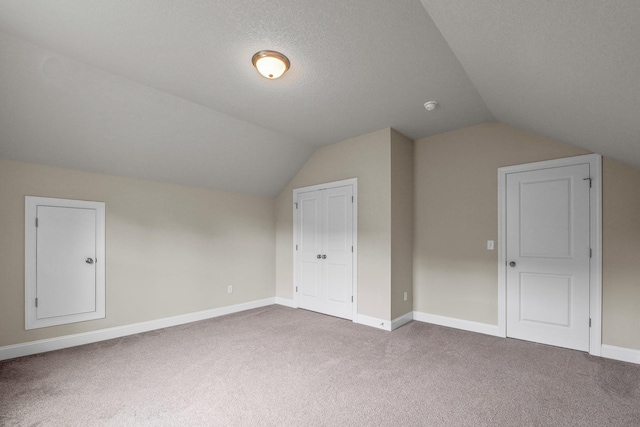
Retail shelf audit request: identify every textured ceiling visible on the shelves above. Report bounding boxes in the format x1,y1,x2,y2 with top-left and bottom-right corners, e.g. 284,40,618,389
421,0,640,167
1,1,638,197
0,0,490,196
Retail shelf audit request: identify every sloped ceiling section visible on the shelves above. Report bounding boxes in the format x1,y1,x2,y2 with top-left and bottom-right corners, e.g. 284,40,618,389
421,0,640,168
0,33,312,196
0,0,492,196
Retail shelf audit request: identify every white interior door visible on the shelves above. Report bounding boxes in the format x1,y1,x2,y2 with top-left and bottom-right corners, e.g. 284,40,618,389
295,182,354,320
37,206,97,319
506,164,591,351
297,190,324,310
322,185,353,319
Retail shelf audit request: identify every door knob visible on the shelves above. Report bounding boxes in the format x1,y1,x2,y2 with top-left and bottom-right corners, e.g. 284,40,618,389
317,254,322,259
85,258,94,264
322,255,327,259
509,261,516,267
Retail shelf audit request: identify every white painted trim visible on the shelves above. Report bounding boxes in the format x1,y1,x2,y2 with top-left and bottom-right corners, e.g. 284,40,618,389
497,171,507,338
413,311,502,337
274,297,296,308
601,344,640,365
25,196,106,330
497,154,603,356
0,298,276,361
590,157,603,356
391,311,413,331
356,314,391,331
293,178,358,321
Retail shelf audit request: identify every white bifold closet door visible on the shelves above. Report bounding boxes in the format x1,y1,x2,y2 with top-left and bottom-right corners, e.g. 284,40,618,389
296,185,353,320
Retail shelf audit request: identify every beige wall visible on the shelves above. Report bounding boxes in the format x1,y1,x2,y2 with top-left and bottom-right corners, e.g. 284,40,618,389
5,121,639,352
602,158,640,349
414,121,640,351
390,129,414,319
275,129,392,320
0,158,275,347
414,122,588,324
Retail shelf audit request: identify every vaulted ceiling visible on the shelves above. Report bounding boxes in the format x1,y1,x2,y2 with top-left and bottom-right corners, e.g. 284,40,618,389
0,1,638,196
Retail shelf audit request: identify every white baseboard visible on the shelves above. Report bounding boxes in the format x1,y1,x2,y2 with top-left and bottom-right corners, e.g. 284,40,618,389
0,298,276,361
413,311,501,337
356,314,391,331
274,297,296,308
10,300,633,367
601,344,640,365
391,311,413,331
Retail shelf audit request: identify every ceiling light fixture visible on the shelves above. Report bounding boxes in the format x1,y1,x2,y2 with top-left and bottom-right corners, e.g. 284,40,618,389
252,50,290,79
424,101,438,111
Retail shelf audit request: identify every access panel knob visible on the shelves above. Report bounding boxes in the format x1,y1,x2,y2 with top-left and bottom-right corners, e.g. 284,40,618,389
509,261,516,267
322,255,327,259
317,254,322,259
86,258,94,264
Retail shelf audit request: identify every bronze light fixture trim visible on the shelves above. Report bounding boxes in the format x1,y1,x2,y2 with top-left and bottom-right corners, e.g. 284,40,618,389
252,50,290,79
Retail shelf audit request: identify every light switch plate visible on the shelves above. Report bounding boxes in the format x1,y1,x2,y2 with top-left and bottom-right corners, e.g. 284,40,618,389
487,240,494,250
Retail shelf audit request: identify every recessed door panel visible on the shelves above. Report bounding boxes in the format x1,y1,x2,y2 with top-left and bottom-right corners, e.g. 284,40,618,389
300,262,320,298
300,198,319,253
519,273,571,326
327,194,347,252
327,263,348,303
520,178,572,258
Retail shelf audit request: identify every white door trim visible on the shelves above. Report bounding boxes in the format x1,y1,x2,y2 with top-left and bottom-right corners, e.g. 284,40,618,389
25,196,106,330
498,154,602,356
293,178,358,321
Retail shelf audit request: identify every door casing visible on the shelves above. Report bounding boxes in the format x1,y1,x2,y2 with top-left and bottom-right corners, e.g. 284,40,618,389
293,178,358,321
498,154,602,356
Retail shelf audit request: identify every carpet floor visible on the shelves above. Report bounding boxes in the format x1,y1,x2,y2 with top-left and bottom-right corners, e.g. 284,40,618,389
1,305,639,426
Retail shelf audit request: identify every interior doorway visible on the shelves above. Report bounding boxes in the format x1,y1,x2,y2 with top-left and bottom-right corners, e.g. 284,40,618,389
498,154,602,355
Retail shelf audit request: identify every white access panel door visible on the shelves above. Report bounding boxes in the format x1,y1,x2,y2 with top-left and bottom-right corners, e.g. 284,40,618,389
25,196,106,329
295,184,354,320
506,164,591,351
37,206,97,319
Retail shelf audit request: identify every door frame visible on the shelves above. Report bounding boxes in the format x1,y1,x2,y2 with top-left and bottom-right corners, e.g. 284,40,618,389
497,154,602,356
293,178,358,321
25,196,106,330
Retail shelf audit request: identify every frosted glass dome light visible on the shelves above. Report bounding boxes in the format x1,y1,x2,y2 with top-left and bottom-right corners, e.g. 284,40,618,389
252,50,290,79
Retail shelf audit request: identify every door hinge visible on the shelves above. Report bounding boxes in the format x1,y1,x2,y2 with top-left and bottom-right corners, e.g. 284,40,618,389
296,244,298,251
35,217,38,227
590,248,592,258
589,318,592,327
583,177,592,188
296,286,298,292
351,246,353,253
351,196,353,203
35,298,38,308
295,202,298,209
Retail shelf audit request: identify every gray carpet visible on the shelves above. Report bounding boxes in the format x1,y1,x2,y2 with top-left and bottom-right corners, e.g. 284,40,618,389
1,305,639,426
